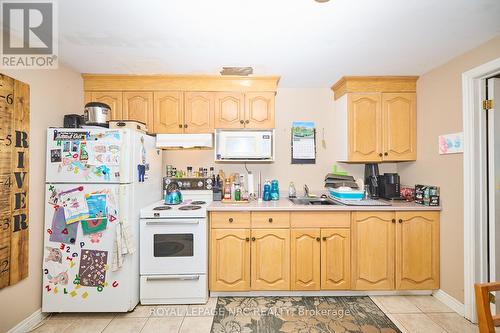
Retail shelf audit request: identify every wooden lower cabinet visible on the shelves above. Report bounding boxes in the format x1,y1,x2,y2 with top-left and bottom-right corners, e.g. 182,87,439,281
291,229,321,290
321,228,351,290
396,211,439,290
352,212,395,290
210,229,250,291
251,229,290,290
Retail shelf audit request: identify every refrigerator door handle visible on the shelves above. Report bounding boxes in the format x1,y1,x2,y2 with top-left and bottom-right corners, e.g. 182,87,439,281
146,275,200,281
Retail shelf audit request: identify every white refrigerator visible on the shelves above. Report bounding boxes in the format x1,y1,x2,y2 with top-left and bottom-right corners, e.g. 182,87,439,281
42,128,161,312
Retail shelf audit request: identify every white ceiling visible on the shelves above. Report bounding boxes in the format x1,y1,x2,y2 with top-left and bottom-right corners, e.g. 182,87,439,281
58,0,500,87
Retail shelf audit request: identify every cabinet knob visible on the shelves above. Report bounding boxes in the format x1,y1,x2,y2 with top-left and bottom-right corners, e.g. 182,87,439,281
178,124,182,128
316,237,321,242
399,219,403,223
322,236,327,241
392,219,396,223
184,124,188,128
251,237,256,241
384,152,388,156
379,153,383,157
245,237,250,242
240,120,244,124
228,218,233,223
245,120,250,124
268,218,273,223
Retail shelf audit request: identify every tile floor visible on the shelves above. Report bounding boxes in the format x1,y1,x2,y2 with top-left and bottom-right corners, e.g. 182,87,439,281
29,295,483,333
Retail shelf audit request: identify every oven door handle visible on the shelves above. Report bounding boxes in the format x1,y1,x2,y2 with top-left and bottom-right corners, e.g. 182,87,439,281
145,220,200,225
146,275,200,281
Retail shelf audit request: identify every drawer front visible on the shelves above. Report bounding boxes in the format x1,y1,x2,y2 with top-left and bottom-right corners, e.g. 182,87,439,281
291,212,350,228
210,212,251,228
251,212,290,228
140,274,208,305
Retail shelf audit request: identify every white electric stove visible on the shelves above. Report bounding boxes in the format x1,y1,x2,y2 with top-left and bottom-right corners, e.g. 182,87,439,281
139,181,212,305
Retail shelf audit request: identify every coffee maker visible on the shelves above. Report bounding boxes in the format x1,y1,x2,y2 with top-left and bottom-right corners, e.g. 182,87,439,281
378,173,401,200
364,163,380,199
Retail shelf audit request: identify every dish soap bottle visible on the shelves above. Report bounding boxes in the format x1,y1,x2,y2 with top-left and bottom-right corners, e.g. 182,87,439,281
288,182,297,198
263,180,271,201
270,180,280,201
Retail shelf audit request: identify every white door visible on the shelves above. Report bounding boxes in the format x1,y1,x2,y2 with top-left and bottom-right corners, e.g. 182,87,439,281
488,77,500,314
42,183,137,312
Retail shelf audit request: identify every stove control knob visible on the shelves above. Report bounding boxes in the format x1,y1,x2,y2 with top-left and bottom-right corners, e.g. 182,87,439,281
197,181,203,188
154,213,160,217
206,178,212,184
206,184,212,190
177,181,183,188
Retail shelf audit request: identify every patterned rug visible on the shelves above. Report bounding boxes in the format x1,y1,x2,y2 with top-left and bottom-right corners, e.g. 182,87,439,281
211,296,401,333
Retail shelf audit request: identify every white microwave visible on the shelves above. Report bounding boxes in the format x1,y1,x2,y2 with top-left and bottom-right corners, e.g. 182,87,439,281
215,130,274,161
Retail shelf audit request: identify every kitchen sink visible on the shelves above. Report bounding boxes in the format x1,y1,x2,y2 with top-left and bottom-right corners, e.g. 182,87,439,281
289,197,339,205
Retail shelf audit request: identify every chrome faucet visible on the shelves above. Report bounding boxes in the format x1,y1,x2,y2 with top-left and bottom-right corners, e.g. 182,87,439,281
304,184,310,198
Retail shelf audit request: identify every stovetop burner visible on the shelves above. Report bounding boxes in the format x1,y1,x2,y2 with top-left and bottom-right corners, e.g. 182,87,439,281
153,206,172,211
178,205,202,211
190,201,206,205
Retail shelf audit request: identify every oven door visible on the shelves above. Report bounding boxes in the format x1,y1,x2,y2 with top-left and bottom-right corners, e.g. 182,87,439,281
140,218,206,275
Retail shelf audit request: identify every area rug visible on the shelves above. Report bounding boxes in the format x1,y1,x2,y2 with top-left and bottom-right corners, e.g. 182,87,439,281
211,296,401,333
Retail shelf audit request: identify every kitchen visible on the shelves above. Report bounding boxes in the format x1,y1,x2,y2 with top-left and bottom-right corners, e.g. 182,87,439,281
1,1,500,333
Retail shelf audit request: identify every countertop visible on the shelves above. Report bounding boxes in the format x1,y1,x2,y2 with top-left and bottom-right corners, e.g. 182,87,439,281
207,197,441,212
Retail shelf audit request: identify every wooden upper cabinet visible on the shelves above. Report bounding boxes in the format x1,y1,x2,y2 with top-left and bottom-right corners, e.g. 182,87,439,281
396,212,439,290
184,92,214,133
210,229,250,291
291,229,321,290
321,228,350,290
153,92,183,133
214,92,245,129
244,92,275,129
86,91,123,121
348,93,382,162
352,212,395,290
382,93,416,161
251,229,290,290
123,92,153,128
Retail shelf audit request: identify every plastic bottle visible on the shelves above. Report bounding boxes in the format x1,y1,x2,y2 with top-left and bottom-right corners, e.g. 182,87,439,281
270,180,279,201
288,182,297,198
223,179,231,200
234,183,241,201
263,180,271,201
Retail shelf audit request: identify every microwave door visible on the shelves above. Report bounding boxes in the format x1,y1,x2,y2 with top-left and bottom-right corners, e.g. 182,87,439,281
224,136,260,159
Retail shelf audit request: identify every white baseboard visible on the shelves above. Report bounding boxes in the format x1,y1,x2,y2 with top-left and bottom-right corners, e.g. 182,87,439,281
432,289,465,316
210,290,433,297
7,308,47,333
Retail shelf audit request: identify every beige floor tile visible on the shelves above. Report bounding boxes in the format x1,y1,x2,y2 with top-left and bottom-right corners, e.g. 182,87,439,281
406,296,454,313
186,297,218,317
140,317,184,333
102,317,147,333
29,319,74,333
384,312,410,333
393,313,447,333
179,316,214,333
370,296,389,313
116,305,154,318
63,318,112,333
371,296,421,314
149,305,188,317
427,313,478,333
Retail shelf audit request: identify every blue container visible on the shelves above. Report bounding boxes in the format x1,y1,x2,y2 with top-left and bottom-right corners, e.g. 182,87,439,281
270,180,279,201
263,181,271,201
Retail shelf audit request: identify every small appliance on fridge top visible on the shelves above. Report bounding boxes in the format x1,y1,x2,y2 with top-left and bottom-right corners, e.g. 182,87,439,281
42,127,161,313
139,177,212,305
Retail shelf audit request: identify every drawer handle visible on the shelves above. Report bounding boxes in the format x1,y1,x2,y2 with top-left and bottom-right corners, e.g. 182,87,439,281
251,237,256,241
378,153,383,157
384,152,388,156
268,218,273,223
184,124,188,128
322,237,327,241
245,120,250,124
245,237,250,242
146,275,200,281
316,237,320,242
228,218,234,223
178,124,182,128
392,219,396,223
399,219,403,223
240,120,244,124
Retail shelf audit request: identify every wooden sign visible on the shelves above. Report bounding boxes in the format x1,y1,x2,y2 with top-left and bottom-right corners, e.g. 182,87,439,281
0,73,30,289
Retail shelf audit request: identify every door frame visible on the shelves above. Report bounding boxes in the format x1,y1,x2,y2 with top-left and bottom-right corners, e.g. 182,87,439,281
463,56,500,322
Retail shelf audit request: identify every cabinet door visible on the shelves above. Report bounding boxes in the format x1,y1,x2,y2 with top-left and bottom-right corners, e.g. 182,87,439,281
251,229,290,290
244,92,275,129
290,229,320,290
396,212,439,290
153,92,183,134
214,92,245,129
88,91,123,121
382,93,416,161
347,93,382,162
123,92,153,129
321,228,350,290
210,229,250,291
352,212,395,290
184,92,214,133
